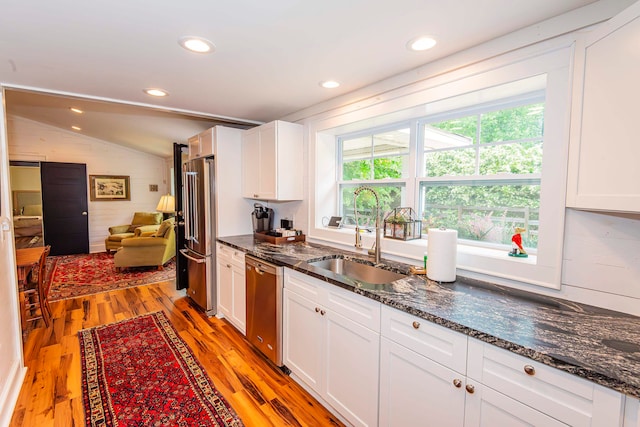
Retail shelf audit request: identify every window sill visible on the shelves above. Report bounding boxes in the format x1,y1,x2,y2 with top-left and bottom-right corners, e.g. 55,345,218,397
309,226,554,288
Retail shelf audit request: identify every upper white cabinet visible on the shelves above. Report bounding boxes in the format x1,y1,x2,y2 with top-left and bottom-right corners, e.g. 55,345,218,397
241,120,303,201
567,1,640,212
188,127,215,160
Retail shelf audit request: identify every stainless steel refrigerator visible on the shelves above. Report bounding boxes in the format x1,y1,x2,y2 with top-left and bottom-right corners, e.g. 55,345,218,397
179,156,217,315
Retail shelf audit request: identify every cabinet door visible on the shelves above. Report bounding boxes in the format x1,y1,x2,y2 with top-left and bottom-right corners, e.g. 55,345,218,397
567,2,640,212
283,288,324,392
257,122,277,200
188,134,201,160
217,253,233,321
230,262,246,334
199,127,215,158
324,310,380,427
464,383,566,427
379,337,465,427
625,396,640,427
241,127,261,198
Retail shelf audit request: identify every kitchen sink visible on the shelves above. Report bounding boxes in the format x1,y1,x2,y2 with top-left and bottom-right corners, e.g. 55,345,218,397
308,258,405,285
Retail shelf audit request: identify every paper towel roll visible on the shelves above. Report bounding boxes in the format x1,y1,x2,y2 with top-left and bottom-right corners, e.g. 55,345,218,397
427,228,457,282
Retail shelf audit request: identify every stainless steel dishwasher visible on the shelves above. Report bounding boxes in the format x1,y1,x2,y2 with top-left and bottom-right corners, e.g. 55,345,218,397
245,255,284,367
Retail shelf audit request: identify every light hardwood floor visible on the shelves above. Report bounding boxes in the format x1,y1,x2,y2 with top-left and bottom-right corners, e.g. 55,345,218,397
10,280,344,427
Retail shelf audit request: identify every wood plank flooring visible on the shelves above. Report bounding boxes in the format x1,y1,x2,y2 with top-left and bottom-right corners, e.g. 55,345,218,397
10,280,345,427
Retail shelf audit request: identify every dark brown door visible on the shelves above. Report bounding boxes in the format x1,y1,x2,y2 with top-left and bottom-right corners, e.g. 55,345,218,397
174,142,188,290
40,162,89,255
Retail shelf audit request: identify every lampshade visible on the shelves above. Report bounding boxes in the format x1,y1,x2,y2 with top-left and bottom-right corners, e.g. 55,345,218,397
156,194,175,213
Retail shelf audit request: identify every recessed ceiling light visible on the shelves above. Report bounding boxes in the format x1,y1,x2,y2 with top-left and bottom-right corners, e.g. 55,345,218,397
71,126,81,131
407,36,437,51
69,107,83,114
144,88,169,97
178,36,215,54
320,80,340,89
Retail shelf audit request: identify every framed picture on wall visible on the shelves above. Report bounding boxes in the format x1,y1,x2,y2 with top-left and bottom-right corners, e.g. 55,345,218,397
89,175,130,201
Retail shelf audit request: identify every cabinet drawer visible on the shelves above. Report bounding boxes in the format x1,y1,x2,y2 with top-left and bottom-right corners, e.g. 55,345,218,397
326,282,380,332
285,269,380,331
284,269,325,305
381,305,467,374
216,243,245,267
467,338,623,427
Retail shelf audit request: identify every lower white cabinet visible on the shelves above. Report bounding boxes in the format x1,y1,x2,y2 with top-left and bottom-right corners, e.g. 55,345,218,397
464,383,566,427
467,338,624,427
380,305,625,427
216,243,246,334
379,336,466,427
283,269,380,427
625,396,640,427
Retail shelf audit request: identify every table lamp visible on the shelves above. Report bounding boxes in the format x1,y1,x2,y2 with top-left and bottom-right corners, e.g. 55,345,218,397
156,194,175,220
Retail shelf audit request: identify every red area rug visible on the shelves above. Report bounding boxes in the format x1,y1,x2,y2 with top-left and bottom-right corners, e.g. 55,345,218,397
78,311,244,427
47,252,175,301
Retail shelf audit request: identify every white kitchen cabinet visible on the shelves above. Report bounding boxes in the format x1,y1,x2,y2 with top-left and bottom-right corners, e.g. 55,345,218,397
464,383,566,427
567,1,640,212
241,120,303,201
212,126,254,237
379,336,466,427
188,127,215,160
379,305,468,427
215,243,246,334
467,338,624,427
380,305,624,427
283,269,380,427
625,396,640,427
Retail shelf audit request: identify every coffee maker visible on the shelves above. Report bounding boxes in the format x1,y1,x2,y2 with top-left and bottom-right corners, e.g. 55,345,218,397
252,203,274,233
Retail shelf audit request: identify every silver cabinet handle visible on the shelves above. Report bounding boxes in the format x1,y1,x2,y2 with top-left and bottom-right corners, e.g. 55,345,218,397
82,211,88,215
179,249,206,263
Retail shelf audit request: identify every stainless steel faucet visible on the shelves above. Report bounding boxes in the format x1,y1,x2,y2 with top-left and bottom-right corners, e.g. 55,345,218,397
353,186,381,264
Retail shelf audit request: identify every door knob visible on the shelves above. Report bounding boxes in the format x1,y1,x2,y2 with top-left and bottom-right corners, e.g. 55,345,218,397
82,211,88,215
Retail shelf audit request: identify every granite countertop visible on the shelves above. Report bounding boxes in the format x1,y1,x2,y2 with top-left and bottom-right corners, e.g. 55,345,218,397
217,235,640,399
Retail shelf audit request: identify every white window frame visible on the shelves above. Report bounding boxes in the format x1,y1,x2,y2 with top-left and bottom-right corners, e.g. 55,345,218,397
308,44,573,289
416,93,545,252
337,122,416,227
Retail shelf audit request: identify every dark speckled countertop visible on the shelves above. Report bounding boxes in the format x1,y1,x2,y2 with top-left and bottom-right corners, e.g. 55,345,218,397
218,235,640,399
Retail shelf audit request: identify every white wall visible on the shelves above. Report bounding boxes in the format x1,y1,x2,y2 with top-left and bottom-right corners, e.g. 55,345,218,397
562,210,640,315
283,1,640,315
0,93,26,427
7,116,169,253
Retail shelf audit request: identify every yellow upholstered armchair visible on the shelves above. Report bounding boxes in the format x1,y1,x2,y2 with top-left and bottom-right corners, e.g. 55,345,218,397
113,218,176,271
105,212,163,253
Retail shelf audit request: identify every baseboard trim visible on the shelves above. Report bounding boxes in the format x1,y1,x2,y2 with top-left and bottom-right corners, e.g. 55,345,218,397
0,361,26,427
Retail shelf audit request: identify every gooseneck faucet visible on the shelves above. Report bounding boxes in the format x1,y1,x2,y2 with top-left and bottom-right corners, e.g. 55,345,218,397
353,186,381,264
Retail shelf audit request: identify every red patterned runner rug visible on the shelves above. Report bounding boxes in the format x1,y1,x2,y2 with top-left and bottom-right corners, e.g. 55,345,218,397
47,252,175,301
78,311,244,426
